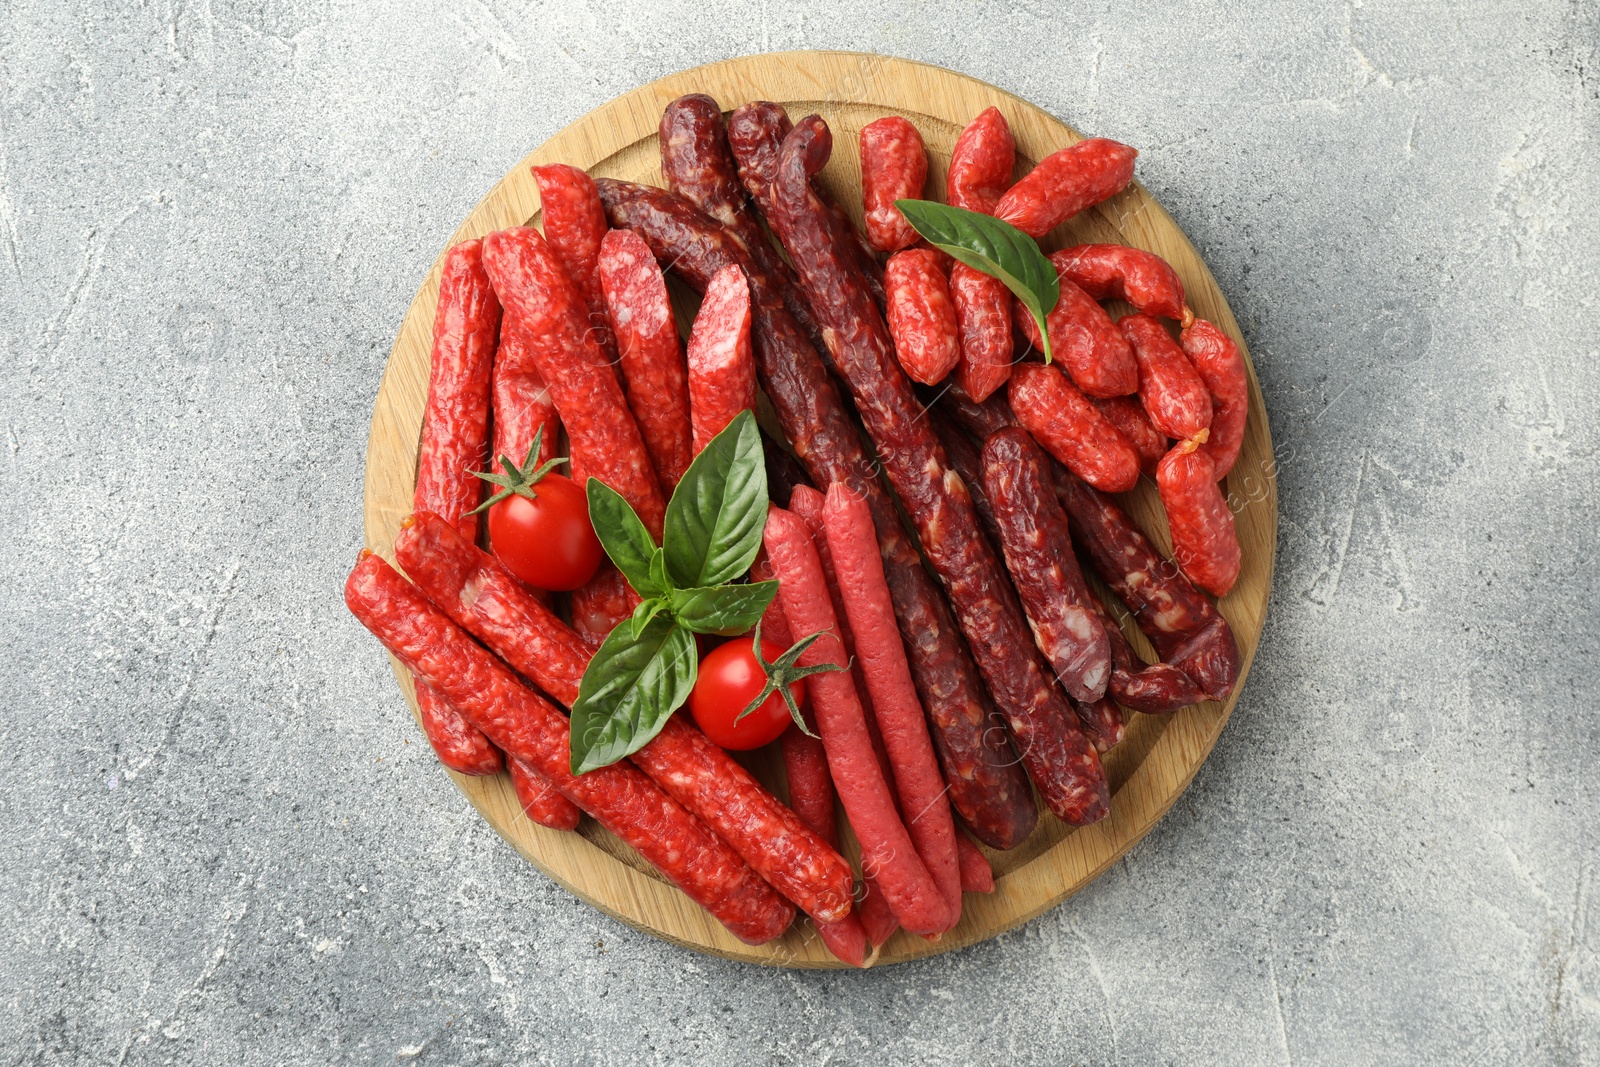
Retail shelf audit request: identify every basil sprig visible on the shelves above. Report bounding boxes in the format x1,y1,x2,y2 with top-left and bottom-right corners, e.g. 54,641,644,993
894,199,1060,364
569,411,778,774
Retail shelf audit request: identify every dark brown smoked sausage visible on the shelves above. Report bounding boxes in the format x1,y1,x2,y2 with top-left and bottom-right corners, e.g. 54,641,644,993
933,383,1241,704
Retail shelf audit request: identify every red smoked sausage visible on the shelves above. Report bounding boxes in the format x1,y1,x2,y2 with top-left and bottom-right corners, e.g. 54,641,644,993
859,116,928,253
569,564,638,649
597,228,694,491
824,482,963,926
947,106,1015,216
981,428,1112,704
1181,318,1250,480
344,553,793,945
597,178,1038,851
786,487,881,747
417,239,500,542
770,115,1108,826
1014,263,1139,398
1008,361,1142,494
508,756,582,832
765,505,953,935
531,164,618,372
410,692,503,779
787,486,903,948
950,264,1014,403
995,137,1138,239
413,238,504,778
956,833,995,893
885,248,962,385
1121,313,1212,443
491,323,561,471
686,264,756,453
485,326,578,824
1055,244,1189,323
754,557,870,967
481,226,667,539
1091,395,1168,479
486,225,659,646
1156,440,1242,598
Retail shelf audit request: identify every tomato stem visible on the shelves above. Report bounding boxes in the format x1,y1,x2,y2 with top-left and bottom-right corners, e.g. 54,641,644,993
737,618,847,737
463,427,570,518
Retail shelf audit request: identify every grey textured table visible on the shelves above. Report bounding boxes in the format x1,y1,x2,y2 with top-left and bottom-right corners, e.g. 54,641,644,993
3,2,1596,1064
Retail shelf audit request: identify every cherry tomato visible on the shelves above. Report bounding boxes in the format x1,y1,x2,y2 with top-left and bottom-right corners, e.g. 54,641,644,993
485,472,603,591
688,636,803,750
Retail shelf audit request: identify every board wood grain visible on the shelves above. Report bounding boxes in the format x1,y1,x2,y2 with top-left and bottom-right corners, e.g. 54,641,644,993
361,51,1278,967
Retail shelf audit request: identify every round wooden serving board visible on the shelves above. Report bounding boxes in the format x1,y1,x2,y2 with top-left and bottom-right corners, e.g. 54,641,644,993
362,51,1277,967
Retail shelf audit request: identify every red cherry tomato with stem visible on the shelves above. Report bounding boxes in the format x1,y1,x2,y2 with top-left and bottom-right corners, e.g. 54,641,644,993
689,636,804,751
468,428,603,592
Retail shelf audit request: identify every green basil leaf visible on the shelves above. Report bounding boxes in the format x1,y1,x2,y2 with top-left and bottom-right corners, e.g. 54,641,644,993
569,616,697,774
669,580,779,636
629,596,666,639
587,478,662,596
895,199,1060,364
648,548,669,596
663,410,769,589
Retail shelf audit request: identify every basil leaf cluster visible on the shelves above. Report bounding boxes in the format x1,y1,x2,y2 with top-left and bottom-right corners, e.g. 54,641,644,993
569,411,777,774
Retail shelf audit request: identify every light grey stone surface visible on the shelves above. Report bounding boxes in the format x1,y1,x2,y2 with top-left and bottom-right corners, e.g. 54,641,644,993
1,1,1595,1063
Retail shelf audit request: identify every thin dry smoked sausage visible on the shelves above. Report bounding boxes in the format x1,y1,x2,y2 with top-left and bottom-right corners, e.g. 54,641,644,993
413,238,504,778
728,100,885,310
597,228,694,491
933,385,1241,705
1083,589,1205,715
981,428,1112,704
659,94,837,359
1052,469,1242,702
